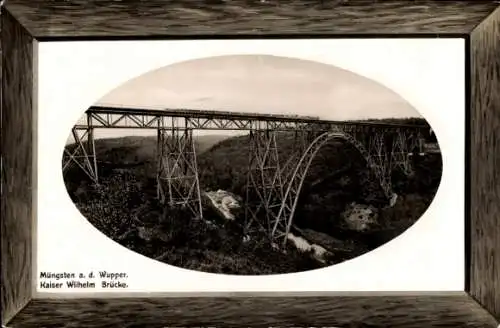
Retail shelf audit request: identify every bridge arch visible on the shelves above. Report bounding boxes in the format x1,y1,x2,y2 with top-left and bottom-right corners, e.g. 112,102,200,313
271,130,397,246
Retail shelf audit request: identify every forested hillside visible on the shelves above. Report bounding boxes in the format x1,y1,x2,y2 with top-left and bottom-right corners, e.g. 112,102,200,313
64,118,442,274
197,119,441,249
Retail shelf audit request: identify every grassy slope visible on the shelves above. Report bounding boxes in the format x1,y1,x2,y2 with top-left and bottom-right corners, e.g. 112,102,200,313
64,118,442,275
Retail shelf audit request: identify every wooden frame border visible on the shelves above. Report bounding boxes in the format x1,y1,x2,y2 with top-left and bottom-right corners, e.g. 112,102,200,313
1,1,499,327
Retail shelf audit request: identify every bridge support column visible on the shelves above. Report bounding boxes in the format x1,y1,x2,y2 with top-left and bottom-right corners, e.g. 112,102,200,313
244,129,286,240
243,125,428,249
157,126,203,219
62,114,98,184
390,129,424,176
364,129,426,202
366,131,393,198
244,129,313,244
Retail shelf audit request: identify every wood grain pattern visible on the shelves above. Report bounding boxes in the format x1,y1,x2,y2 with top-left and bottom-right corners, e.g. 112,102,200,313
6,293,500,328
4,0,500,38
470,5,500,322
0,9,35,326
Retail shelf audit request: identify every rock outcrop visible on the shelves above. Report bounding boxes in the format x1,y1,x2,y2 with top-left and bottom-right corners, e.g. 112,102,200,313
204,190,242,220
341,202,379,232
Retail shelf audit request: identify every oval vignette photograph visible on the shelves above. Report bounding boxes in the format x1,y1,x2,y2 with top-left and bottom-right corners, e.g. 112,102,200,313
62,55,442,275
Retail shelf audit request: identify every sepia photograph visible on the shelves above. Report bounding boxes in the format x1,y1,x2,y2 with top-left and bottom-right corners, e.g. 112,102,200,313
4,0,499,326
62,54,442,275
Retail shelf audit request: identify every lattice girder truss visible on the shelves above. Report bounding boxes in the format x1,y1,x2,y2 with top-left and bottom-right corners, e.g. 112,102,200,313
84,111,313,132
244,129,315,240
339,126,425,197
64,109,429,247
157,127,203,219
244,129,286,238
272,131,349,246
62,125,99,185
388,128,424,175
269,128,426,247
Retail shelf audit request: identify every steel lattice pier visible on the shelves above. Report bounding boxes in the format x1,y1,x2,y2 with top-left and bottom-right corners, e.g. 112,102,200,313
157,126,203,219
62,114,99,185
63,106,432,248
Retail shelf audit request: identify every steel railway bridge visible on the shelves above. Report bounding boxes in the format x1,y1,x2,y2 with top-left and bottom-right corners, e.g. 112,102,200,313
63,105,434,247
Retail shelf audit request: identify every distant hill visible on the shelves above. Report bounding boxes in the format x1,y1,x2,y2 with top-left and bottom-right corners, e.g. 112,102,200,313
88,134,230,165
352,117,427,125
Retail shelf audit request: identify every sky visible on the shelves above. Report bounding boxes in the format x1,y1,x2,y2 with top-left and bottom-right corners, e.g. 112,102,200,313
90,54,421,139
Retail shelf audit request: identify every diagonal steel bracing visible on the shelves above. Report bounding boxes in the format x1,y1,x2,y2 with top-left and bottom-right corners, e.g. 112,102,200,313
64,106,431,251
244,129,287,238
271,131,367,246
388,129,424,176
157,125,203,219
262,128,425,247
244,129,315,240
62,119,99,184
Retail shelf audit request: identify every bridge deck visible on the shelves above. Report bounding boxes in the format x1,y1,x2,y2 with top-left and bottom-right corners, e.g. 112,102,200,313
84,106,429,131
88,106,320,123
